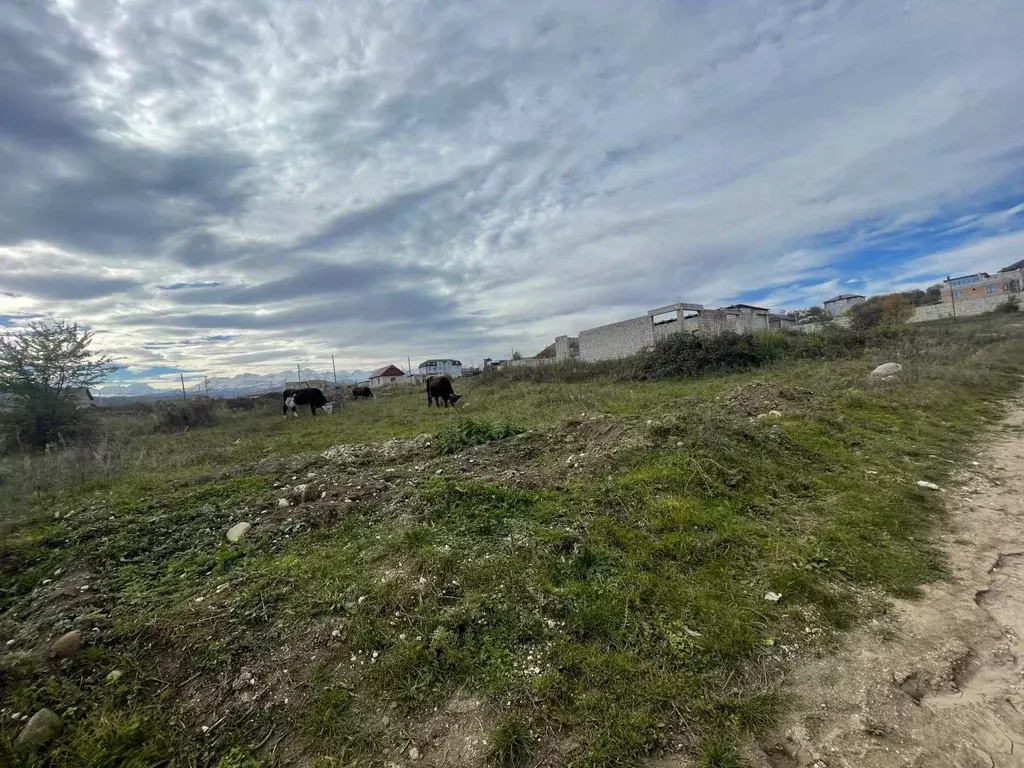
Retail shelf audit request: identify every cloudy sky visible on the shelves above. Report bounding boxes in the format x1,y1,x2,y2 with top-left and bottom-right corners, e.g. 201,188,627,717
2,0,1023,387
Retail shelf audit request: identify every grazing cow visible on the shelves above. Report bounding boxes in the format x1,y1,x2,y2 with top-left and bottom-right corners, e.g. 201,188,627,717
426,376,461,407
351,386,374,400
282,388,333,417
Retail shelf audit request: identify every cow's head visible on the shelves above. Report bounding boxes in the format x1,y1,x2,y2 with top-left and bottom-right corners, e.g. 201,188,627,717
322,402,334,415
285,396,298,417
450,393,462,405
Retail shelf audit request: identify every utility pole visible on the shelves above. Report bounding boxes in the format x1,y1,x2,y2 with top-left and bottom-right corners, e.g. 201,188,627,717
331,354,338,386
407,355,412,379
947,275,957,319
180,374,187,402
296,363,302,386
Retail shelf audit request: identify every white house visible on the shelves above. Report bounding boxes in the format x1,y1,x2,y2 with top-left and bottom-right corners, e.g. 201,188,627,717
369,365,406,388
417,359,463,378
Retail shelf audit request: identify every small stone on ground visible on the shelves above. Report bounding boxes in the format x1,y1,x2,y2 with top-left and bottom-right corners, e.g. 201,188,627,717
16,708,62,750
226,522,251,542
49,629,83,659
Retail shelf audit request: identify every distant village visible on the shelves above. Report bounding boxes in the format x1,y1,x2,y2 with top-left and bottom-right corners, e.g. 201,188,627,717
354,257,1024,388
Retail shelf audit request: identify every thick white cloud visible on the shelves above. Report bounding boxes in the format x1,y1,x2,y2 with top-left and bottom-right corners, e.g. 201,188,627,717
1,0,1023,384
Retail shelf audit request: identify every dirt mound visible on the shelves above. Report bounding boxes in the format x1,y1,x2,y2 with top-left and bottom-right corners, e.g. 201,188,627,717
321,433,433,463
724,380,814,417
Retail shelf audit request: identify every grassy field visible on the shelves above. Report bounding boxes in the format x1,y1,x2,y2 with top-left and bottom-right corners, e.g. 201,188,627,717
2,316,1024,767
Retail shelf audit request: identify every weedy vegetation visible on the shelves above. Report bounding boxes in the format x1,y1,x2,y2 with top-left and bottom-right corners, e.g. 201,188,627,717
2,315,1024,767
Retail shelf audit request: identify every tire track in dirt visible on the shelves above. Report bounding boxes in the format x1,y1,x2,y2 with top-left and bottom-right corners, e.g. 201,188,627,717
751,397,1024,767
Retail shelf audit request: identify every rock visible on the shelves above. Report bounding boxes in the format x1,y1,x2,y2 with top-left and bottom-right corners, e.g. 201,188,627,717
764,591,782,603
870,362,902,378
15,708,62,750
278,498,291,508
408,746,421,761
916,480,941,491
105,669,123,684
49,629,84,659
226,522,251,543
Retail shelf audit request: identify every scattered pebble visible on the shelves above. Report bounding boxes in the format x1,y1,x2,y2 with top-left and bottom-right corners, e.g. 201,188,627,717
764,591,783,603
278,498,291,508
916,481,941,491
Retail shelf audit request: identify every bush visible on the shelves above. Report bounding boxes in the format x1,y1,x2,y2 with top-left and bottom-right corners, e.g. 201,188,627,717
850,294,915,330
436,419,525,455
154,398,219,432
997,296,1020,313
1,396,101,452
635,332,766,380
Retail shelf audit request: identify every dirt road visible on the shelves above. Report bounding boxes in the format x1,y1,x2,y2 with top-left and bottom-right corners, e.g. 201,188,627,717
752,399,1024,767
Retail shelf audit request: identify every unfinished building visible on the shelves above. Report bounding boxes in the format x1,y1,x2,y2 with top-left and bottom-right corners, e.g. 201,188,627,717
555,302,793,363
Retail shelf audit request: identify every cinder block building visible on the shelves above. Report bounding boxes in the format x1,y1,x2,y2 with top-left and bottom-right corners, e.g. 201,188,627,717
822,293,865,316
942,271,1022,302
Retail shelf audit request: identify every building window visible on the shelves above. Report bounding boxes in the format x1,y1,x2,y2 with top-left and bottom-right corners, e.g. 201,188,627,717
986,285,996,293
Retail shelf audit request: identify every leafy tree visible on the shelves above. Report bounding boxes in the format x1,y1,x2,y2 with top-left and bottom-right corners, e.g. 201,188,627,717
0,320,117,449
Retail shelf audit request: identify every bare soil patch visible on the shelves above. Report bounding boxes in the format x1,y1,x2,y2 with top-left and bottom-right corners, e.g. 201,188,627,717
746,398,1024,767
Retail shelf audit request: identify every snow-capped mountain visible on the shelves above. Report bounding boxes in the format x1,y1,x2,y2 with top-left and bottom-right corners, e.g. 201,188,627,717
93,368,371,402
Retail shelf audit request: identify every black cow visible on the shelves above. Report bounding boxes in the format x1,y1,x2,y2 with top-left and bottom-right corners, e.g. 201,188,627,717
351,386,374,400
426,376,461,407
282,388,332,417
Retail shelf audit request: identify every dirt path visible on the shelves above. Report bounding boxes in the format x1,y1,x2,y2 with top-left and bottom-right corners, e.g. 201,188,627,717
749,398,1024,767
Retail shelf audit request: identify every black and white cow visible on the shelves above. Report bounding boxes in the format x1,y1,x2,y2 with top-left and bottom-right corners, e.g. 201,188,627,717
425,376,461,407
351,386,374,400
282,388,333,417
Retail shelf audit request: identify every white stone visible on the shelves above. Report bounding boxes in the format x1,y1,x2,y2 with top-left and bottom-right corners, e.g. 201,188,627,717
764,591,782,603
916,481,941,491
870,362,903,377
278,498,290,508
226,522,251,543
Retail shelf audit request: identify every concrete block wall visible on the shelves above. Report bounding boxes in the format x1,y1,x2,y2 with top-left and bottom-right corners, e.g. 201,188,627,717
910,294,1015,323
505,356,556,369
579,315,655,362
653,319,683,341
698,311,728,336
555,335,579,361
728,312,770,334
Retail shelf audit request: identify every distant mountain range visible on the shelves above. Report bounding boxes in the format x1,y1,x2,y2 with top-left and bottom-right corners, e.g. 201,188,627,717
93,369,371,403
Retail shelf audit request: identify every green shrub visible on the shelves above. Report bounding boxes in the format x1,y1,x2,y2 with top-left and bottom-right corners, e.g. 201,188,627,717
154,397,219,432
436,419,525,455
997,296,1020,313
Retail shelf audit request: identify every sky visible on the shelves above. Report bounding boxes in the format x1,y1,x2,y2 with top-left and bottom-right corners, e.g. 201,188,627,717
1,0,1023,388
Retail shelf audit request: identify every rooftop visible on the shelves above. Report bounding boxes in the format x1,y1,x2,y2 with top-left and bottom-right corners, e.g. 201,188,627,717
371,365,405,378
1000,259,1024,273
823,293,866,303
722,303,770,312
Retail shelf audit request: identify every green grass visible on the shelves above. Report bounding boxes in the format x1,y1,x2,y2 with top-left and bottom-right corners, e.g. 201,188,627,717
435,418,526,455
2,315,1024,766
